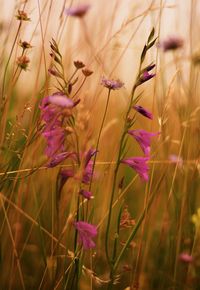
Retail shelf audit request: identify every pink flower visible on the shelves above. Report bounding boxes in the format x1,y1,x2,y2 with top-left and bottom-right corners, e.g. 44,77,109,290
79,189,92,200
82,149,97,184
47,152,75,168
101,77,124,90
121,157,149,182
65,4,90,18
128,129,160,155
133,105,153,120
42,127,65,157
179,253,193,263
48,93,74,108
74,221,97,250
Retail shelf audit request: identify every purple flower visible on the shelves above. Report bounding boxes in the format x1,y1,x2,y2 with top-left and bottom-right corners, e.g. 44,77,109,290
121,157,150,182
179,253,193,263
133,105,153,120
47,152,75,168
82,160,93,184
74,221,97,250
43,127,65,157
82,149,97,184
79,189,92,200
128,129,160,155
101,77,124,90
65,4,90,18
158,36,184,52
138,71,156,84
48,93,74,108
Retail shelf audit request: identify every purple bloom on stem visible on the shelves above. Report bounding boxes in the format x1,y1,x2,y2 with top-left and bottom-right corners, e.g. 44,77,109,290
133,105,153,120
82,160,93,184
74,221,97,250
48,152,75,168
128,129,160,155
65,4,90,18
101,77,124,90
139,71,156,84
48,93,74,108
82,149,97,184
79,189,92,200
43,127,65,157
60,169,74,190
158,36,184,52
121,156,150,182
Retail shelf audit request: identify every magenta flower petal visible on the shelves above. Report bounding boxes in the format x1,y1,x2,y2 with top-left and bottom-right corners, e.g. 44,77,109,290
128,129,160,155
48,152,75,168
133,105,153,120
121,156,149,182
65,4,90,18
79,189,92,200
48,94,74,108
74,221,97,250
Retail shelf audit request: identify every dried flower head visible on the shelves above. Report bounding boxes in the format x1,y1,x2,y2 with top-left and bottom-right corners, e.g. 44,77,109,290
159,36,184,52
101,77,124,90
16,55,30,70
74,60,85,69
19,40,32,50
82,68,93,77
65,4,90,18
16,10,30,21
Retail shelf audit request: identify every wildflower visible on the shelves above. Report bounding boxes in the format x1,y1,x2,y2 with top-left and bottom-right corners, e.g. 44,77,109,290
158,36,184,52
65,4,90,18
43,127,65,157
82,68,93,77
16,55,30,70
74,221,97,250
82,149,97,184
138,71,155,85
101,77,124,90
19,40,32,50
121,156,150,182
16,10,30,21
133,105,153,120
47,152,75,168
74,60,85,69
79,189,92,200
179,253,193,263
128,129,160,155
48,93,74,108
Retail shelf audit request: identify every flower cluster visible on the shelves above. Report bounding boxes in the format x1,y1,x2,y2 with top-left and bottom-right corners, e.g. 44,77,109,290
40,92,76,167
121,104,159,182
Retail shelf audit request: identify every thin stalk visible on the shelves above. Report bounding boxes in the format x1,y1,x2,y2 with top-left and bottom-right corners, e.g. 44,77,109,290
89,89,111,190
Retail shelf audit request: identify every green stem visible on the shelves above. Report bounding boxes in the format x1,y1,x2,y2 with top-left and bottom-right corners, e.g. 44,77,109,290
89,89,111,190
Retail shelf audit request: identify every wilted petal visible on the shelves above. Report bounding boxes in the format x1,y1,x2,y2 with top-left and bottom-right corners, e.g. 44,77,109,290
48,152,75,168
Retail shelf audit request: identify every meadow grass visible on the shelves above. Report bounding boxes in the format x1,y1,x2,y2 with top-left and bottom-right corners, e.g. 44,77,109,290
0,0,200,289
